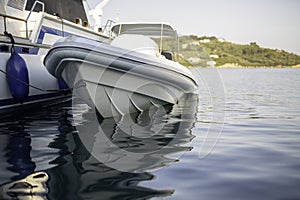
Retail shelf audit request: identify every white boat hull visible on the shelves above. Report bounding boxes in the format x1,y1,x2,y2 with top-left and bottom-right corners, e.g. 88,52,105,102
45,37,198,118
0,51,68,113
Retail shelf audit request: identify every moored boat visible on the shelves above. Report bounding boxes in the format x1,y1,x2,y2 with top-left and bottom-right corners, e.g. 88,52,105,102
0,0,109,113
44,22,199,118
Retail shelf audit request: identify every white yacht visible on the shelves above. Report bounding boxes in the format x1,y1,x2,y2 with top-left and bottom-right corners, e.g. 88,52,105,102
0,0,109,113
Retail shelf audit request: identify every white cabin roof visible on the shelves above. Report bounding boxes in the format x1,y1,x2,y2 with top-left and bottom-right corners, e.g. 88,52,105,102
110,22,177,37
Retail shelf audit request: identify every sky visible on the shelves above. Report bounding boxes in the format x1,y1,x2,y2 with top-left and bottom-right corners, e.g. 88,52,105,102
94,0,300,55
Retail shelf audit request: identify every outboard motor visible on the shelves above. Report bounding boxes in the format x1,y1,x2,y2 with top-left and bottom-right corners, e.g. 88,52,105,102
5,32,29,103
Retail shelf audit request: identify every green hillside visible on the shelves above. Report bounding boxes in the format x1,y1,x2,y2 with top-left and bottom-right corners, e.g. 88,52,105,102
178,35,300,67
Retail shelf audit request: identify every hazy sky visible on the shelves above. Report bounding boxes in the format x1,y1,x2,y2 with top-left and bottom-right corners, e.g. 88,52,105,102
97,0,300,54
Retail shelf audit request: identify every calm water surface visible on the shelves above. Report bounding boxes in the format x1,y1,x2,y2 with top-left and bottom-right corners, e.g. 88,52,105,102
0,68,299,200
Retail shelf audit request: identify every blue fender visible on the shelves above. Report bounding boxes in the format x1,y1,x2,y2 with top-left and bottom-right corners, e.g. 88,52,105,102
6,51,29,103
58,79,71,95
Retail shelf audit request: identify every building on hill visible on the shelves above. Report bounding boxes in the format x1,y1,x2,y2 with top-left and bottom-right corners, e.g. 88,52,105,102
199,39,211,43
187,57,202,64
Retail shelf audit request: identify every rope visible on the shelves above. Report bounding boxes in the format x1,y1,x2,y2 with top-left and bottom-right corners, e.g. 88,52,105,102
4,31,15,54
0,68,76,94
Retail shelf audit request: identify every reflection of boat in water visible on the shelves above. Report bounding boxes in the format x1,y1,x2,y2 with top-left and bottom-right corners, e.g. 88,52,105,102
0,172,48,200
77,93,199,172
44,22,198,118
0,93,198,199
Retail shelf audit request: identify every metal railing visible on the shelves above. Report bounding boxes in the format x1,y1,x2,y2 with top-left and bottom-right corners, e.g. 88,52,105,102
1,13,29,38
103,19,115,36
26,0,44,21
0,0,45,39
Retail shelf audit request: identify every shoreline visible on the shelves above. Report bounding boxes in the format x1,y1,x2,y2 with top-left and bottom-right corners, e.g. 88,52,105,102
215,63,300,68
